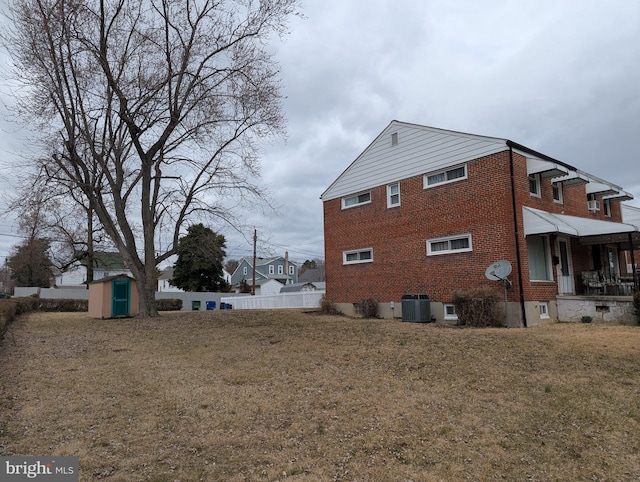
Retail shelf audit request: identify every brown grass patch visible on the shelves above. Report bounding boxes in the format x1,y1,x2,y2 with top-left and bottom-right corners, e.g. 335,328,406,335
1,311,640,481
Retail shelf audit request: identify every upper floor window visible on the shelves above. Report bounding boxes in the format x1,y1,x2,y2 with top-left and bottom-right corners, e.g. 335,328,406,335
269,265,274,274
387,182,400,207
529,174,541,197
343,248,373,265
426,234,472,256
243,266,248,275
342,191,371,209
289,265,295,275
278,265,284,275
424,164,467,188
603,198,611,217
552,181,563,203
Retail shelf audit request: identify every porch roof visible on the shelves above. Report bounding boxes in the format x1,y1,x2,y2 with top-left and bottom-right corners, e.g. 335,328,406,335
523,207,640,246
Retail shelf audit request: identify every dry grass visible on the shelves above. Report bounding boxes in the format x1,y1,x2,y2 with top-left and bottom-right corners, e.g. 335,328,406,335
1,310,640,481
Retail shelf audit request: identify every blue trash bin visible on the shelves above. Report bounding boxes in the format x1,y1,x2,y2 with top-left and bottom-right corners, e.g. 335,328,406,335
206,301,216,310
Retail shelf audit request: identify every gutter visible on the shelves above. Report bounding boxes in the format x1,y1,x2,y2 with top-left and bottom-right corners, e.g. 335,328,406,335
509,146,528,328
506,139,577,173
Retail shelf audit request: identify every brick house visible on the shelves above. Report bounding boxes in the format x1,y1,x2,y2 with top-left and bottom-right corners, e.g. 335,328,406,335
321,121,640,326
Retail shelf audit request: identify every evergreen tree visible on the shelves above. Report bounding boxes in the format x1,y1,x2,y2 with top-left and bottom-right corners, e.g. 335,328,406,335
7,238,54,287
171,225,229,292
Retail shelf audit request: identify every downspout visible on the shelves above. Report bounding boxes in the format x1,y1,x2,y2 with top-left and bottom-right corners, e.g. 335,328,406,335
508,146,528,328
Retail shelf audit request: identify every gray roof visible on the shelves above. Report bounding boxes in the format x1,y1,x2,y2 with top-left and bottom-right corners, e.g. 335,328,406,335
298,267,325,283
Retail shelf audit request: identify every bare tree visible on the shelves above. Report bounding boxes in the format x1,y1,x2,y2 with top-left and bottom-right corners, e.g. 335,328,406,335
4,0,299,317
6,170,106,283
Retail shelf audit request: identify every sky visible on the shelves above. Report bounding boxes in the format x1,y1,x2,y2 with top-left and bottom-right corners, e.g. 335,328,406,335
1,0,640,265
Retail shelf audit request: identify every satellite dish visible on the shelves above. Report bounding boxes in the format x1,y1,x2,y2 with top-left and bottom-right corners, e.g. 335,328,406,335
485,260,512,281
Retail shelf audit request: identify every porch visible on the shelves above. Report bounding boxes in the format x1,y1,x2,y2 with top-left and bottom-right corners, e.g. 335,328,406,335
556,294,637,325
523,207,640,298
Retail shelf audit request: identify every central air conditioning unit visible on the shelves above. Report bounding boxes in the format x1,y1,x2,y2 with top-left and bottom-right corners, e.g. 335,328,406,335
587,200,601,212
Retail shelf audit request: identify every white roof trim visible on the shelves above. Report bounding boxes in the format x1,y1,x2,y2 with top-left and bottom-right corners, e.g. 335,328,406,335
551,171,589,186
523,207,640,237
603,190,634,202
526,158,569,179
585,181,619,196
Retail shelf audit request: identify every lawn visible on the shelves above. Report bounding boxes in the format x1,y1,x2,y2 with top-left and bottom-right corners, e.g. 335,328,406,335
1,310,639,481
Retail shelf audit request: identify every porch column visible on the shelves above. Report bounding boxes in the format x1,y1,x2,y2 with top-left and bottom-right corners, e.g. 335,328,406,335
629,233,638,292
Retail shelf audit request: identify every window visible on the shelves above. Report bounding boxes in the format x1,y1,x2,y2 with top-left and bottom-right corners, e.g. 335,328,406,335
603,198,611,217
387,182,400,207
527,235,553,281
539,302,550,319
289,265,295,275
342,191,371,209
444,304,458,321
343,248,373,265
529,174,541,197
391,132,398,146
426,234,472,256
243,266,248,275
278,265,283,275
269,265,274,274
424,164,467,188
552,182,563,203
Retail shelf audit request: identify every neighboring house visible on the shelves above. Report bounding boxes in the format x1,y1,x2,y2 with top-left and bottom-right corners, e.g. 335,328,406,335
298,267,326,284
321,120,640,326
280,281,326,293
229,255,298,293
157,266,183,292
54,251,133,288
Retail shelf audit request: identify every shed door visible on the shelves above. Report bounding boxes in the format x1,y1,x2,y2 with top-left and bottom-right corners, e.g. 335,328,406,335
112,279,130,317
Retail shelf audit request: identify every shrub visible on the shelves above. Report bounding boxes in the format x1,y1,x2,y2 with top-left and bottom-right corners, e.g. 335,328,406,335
452,288,503,327
319,296,340,315
157,298,183,311
0,299,19,340
357,298,379,318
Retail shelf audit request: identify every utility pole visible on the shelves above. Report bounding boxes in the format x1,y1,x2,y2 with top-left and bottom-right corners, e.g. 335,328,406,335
251,228,257,296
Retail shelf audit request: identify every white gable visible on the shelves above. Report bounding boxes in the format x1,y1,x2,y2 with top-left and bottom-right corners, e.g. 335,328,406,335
321,121,508,201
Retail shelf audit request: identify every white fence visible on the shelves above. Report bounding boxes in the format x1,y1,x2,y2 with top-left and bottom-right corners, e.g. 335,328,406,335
221,291,325,310
14,287,89,299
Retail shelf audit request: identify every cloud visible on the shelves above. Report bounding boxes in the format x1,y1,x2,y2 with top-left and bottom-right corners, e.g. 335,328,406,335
2,0,640,264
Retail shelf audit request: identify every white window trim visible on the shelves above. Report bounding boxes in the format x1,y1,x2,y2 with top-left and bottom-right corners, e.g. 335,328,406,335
289,265,295,275
278,265,283,275
424,164,467,189
539,302,550,319
444,304,458,321
243,266,248,275
529,173,541,197
269,265,274,274
426,234,473,256
343,248,374,265
552,181,563,204
387,182,400,208
342,191,371,210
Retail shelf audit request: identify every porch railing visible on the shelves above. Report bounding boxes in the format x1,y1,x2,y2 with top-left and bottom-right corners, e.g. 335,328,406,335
579,271,637,296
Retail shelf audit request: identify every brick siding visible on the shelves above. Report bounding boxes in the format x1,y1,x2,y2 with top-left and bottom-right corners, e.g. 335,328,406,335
323,149,626,305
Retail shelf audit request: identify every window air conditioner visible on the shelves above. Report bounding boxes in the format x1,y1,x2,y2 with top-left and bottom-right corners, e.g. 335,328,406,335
587,200,600,211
